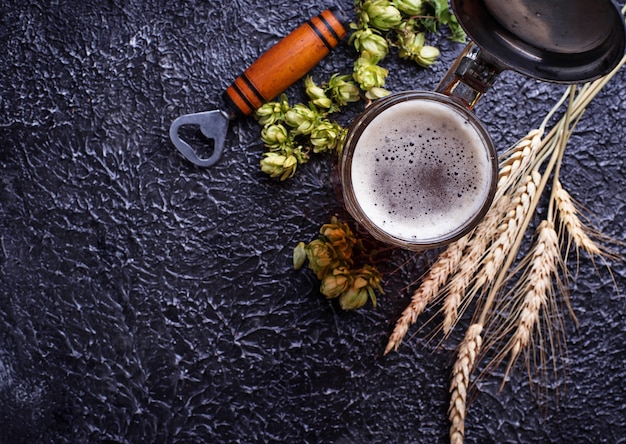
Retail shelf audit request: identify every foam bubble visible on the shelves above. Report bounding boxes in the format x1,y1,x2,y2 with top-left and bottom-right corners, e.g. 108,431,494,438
350,98,492,242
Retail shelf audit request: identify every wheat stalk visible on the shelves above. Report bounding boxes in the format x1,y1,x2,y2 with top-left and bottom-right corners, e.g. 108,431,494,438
449,323,483,444
445,89,583,443
441,171,540,335
381,21,626,443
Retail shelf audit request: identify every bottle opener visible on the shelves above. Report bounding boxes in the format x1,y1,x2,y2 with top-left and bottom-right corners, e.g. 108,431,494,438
169,7,348,167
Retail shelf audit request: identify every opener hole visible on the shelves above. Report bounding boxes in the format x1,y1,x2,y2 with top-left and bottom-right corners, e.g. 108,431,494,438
178,125,215,160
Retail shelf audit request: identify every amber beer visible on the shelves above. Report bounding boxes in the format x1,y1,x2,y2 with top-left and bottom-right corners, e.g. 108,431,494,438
339,92,497,250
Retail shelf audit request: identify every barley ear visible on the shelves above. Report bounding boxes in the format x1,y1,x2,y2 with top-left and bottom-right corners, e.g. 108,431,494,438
449,323,483,444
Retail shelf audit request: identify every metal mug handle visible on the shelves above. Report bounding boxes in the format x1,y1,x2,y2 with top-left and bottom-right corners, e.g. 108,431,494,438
435,42,505,110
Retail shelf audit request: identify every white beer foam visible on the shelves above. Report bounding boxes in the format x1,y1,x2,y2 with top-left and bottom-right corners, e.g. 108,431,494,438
351,99,491,242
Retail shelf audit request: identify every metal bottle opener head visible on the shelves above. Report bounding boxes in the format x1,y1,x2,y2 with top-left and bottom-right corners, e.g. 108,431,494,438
169,110,230,168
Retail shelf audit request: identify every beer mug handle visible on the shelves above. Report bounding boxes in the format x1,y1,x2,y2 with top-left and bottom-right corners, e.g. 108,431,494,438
436,42,505,110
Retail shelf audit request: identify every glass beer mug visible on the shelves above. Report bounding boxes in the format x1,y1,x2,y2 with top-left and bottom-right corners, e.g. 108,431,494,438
339,0,626,250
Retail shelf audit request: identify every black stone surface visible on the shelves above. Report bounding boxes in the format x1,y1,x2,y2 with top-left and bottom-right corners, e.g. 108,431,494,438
1,1,625,443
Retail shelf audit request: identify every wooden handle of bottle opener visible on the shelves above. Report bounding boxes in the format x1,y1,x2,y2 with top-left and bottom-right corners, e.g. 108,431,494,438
222,7,348,117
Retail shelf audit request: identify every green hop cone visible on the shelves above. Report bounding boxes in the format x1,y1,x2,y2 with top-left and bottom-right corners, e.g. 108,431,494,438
254,94,290,126
310,120,344,154
260,151,298,181
353,51,389,91
397,28,425,59
285,103,319,136
292,145,310,164
393,0,424,16
325,74,361,108
362,0,402,31
260,124,290,150
255,102,280,126
320,266,353,299
338,275,370,310
305,239,340,280
339,265,383,310
304,76,333,109
320,216,354,243
396,29,440,68
320,216,357,261
414,45,440,68
359,264,384,297
350,28,389,62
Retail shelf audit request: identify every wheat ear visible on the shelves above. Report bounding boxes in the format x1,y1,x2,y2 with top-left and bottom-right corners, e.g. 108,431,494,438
496,129,543,197
440,193,510,335
553,180,609,258
471,172,542,294
384,237,469,355
504,220,561,378
449,323,483,444
442,170,540,335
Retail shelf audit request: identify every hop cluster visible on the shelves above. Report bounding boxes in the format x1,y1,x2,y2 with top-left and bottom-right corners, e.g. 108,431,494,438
293,216,384,310
254,1,464,180
255,76,358,180
350,0,465,98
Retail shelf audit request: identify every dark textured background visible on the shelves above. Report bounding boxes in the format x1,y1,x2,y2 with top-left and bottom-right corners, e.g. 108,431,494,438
1,1,625,443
